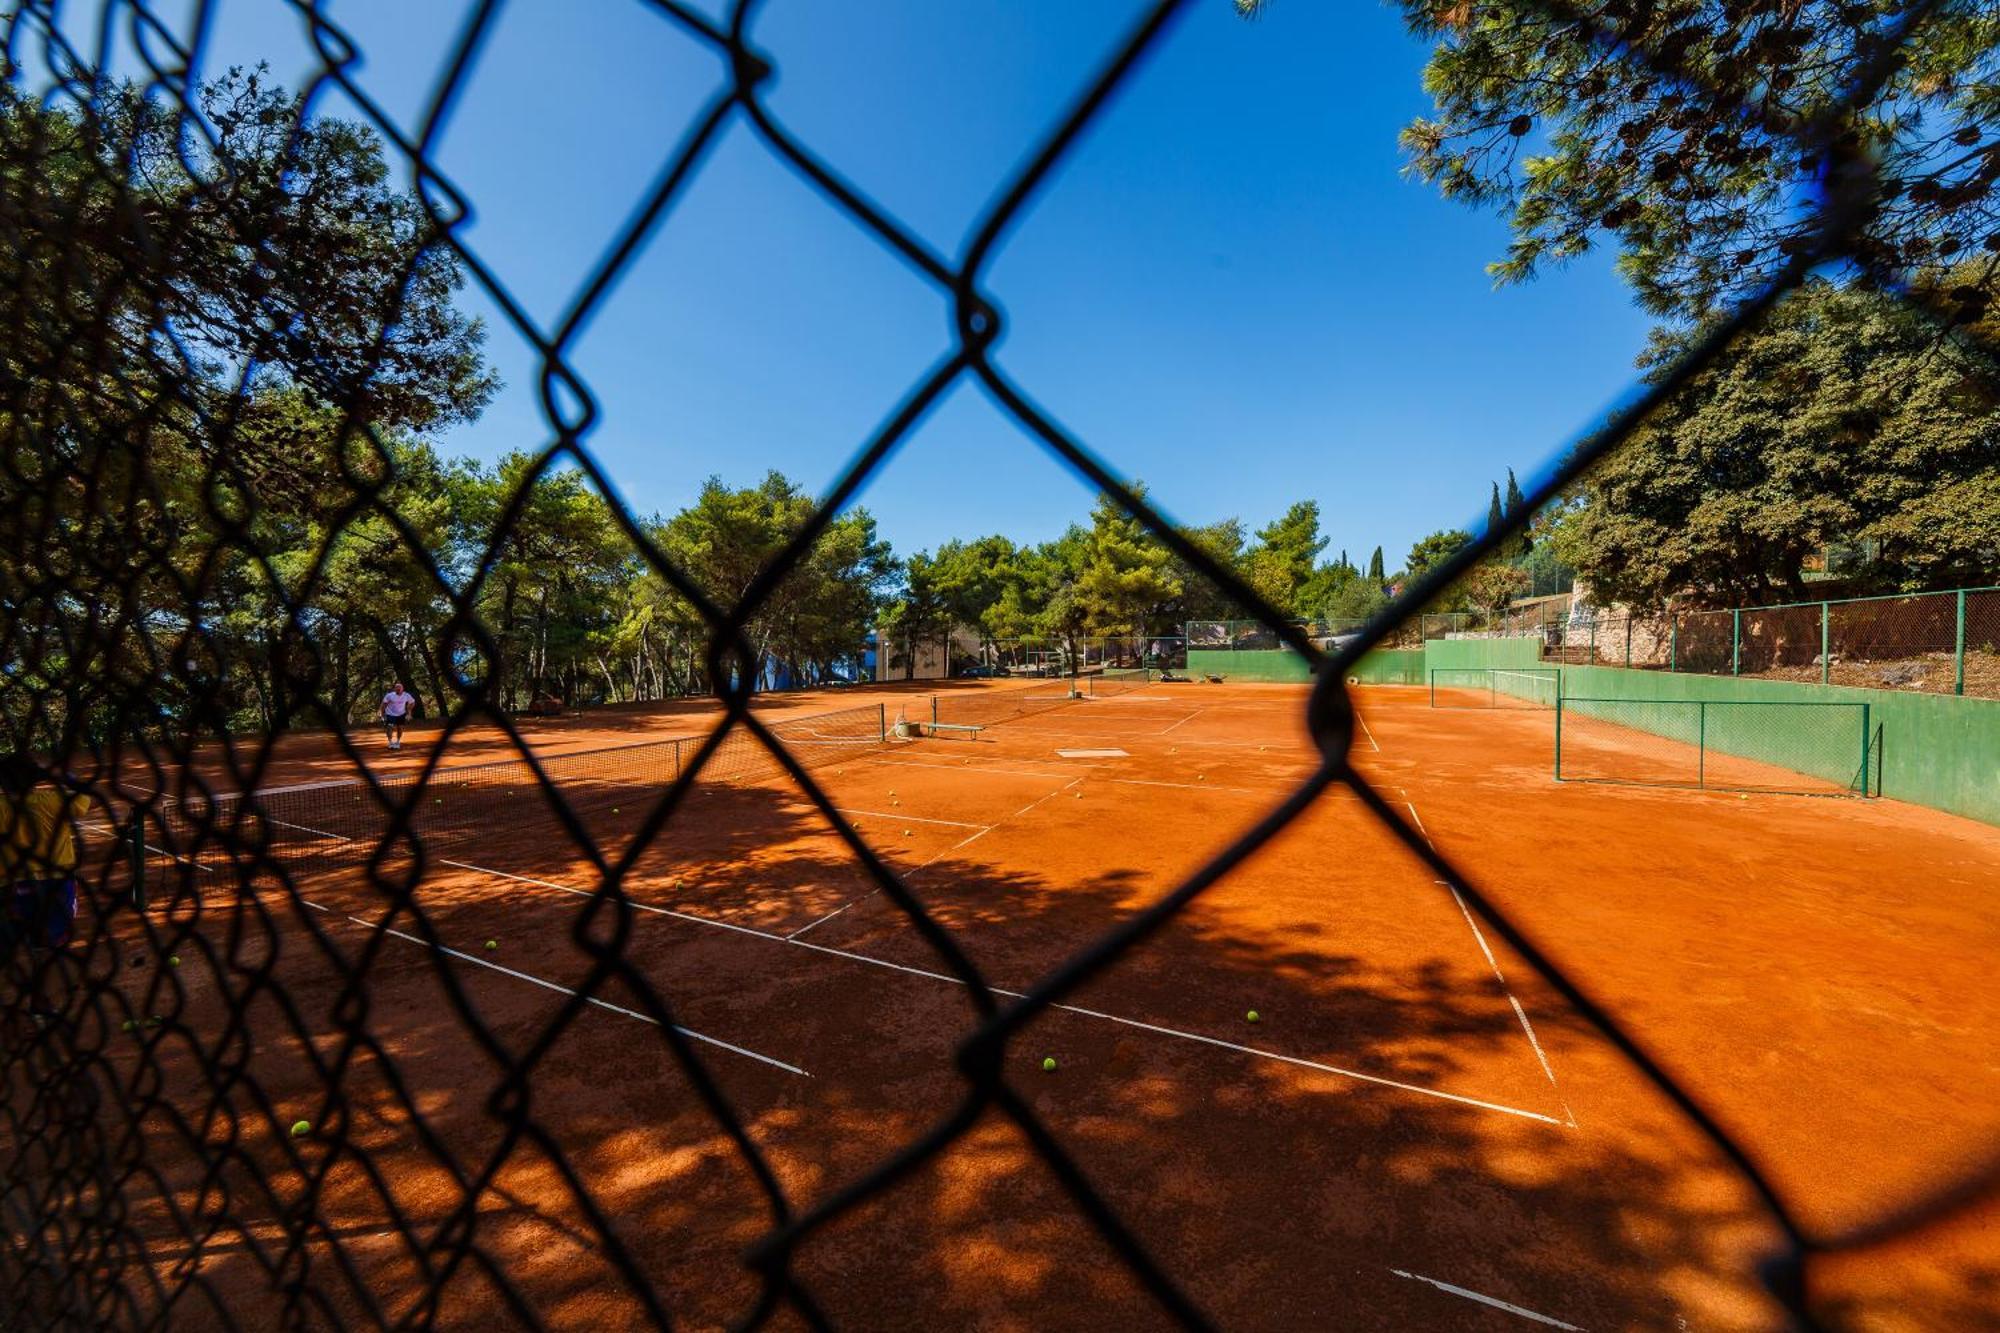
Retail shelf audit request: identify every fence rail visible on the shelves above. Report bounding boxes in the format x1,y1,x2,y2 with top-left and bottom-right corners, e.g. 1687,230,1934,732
1538,586,1999,700
1555,698,1875,797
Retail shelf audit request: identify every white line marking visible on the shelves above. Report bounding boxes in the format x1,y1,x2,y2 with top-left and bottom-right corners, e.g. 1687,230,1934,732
835,808,985,829
1109,777,1346,797
1156,710,1202,734
437,860,790,942
1389,1270,1585,1329
870,759,1081,780
1036,1002,1568,1125
788,777,1082,938
426,850,1563,1124
362,918,808,1077
1355,711,1381,753
1410,802,1575,1127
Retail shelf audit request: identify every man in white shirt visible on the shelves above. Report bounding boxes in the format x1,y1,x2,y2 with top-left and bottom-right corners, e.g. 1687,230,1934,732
380,682,417,751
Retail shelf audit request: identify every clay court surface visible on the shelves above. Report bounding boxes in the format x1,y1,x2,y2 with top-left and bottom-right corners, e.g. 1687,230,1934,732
26,679,2000,1330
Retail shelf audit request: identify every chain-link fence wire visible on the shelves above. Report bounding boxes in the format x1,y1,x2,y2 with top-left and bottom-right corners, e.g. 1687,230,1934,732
2,0,1997,1328
1559,588,2000,696
1554,697,1875,796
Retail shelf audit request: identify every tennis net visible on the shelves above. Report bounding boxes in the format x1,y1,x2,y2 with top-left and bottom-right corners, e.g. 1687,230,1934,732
930,679,1081,729
129,702,887,888
1428,667,1560,709
1087,667,1152,697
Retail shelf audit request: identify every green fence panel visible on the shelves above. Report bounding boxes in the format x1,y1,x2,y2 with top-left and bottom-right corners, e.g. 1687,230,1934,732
1562,665,1996,825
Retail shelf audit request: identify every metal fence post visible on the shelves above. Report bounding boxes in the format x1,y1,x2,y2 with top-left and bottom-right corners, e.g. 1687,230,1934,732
1624,617,1632,667
1956,590,1967,696
1670,617,1678,672
1860,701,1873,796
1731,609,1741,675
1821,601,1830,686
1553,699,1562,781
1696,700,1705,788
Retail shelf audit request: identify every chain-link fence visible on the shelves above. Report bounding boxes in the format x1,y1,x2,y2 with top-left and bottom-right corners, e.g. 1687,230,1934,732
1555,698,1876,797
981,636,1187,676
1558,587,2000,697
1,0,1993,1329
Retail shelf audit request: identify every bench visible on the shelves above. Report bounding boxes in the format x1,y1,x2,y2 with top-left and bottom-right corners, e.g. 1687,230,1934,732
924,722,985,740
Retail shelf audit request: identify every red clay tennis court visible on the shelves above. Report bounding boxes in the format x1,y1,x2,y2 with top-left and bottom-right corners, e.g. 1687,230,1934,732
48,676,1999,1330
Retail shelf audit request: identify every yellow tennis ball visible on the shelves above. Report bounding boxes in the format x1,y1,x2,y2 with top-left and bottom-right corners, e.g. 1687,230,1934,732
1041,1057,1056,1072
484,939,497,951
289,1120,312,1138
168,955,181,967
903,829,913,837
1246,1010,1261,1024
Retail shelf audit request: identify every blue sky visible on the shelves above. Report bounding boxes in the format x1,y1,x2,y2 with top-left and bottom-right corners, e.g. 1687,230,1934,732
90,0,1657,572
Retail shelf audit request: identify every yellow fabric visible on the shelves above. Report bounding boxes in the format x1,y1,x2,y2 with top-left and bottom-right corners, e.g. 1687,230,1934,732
0,789,91,880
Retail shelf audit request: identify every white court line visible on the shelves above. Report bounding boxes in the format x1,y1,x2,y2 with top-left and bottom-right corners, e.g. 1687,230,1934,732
869,758,1088,781
1156,709,1202,735
338,910,808,1077
1389,1269,1585,1329
1354,710,1381,753
835,808,985,830
1406,802,1575,1128
437,859,786,942
1109,777,1322,797
787,777,1080,939
432,848,1565,1125
985,728,1316,755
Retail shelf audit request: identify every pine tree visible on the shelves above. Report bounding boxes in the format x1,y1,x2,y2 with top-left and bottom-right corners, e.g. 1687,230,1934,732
1487,482,1504,537
1367,546,1384,580
1504,468,1532,557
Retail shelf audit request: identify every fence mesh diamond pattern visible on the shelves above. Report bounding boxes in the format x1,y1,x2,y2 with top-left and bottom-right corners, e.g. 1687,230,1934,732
0,0,1992,1329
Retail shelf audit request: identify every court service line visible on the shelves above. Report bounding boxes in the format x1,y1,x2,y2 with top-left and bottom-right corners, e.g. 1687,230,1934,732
1155,710,1202,735
835,808,986,830
1388,1269,1584,1329
1108,777,1323,797
1405,801,1575,1128
869,758,1094,781
429,852,1565,1126
787,776,1083,940
1354,710,1382,753
306,888,807,1077
981,728,1317,755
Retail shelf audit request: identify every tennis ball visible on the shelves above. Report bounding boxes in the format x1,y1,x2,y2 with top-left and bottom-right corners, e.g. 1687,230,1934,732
1246,1010,1261,1024
289,1120,312,1138
903,829,913,837
168,955,180,967
484,939,497,951
1041,1057,1057,1072
120,1019,134,1031
1197,774,1205,781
